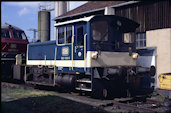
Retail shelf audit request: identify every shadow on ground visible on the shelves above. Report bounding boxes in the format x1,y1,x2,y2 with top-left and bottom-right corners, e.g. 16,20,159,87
2,95,108,113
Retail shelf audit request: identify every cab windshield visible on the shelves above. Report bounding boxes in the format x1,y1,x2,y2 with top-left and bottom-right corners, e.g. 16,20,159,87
1,29,11,38
92,21,108,41
91,17,135,52
12,30,26,40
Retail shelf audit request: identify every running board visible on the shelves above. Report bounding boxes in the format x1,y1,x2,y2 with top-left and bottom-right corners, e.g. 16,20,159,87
76,87,92,92
26,81,55,86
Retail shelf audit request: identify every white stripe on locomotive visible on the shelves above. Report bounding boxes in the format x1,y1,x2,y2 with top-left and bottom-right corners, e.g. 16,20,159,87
26,51,136,67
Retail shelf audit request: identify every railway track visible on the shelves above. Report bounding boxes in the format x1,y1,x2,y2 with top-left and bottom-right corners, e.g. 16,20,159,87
2,82,171,112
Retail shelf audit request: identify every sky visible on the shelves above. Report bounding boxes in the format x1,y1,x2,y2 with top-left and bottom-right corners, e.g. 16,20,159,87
1,1,87,42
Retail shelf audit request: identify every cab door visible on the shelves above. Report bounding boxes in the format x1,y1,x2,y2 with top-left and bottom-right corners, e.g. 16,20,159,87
74,24,86,60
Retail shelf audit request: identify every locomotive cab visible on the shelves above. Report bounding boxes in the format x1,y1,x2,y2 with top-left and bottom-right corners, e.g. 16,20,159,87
88,16,153,98
1,23,28,58
89,16,139,67
25,15,155,98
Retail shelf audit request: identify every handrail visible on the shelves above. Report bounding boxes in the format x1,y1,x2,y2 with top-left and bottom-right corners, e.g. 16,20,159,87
54,47,57,86
84,33,87,72
44,55,46,66
71,25,74,70
24,66,26,82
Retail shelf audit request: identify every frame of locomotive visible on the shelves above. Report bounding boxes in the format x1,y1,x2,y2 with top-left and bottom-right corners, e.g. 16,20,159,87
22,15,155,98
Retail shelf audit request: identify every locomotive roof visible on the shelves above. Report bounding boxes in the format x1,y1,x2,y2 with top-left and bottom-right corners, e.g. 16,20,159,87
54,15,94,26
54,15,139,32
1,23,24,31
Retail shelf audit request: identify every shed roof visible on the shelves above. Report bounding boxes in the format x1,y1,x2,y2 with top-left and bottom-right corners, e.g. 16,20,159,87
54,1,139,21
60,1,126,17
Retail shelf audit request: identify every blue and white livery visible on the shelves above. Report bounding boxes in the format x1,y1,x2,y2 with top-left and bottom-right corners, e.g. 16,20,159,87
25,15,155,98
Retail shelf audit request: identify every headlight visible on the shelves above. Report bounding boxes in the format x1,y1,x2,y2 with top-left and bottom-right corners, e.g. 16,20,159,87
91,51,98,60
132,53,139,59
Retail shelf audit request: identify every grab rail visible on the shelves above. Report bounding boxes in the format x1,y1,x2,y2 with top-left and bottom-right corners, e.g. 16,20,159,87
84,33,87,72
71,25,74,70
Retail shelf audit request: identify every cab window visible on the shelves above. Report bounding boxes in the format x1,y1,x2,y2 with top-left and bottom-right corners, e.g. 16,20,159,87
66,26,72,43
123,32,135,43
1,29,10,38
58,27,65,44
76,26,84,46
91,21,108,41
13,31,26,40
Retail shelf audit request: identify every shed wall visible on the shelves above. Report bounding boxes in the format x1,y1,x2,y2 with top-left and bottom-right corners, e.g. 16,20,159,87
146,28,171,87
115,1,171,32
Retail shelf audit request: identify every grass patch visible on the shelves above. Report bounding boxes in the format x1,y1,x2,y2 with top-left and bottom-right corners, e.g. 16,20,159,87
1,87,57,102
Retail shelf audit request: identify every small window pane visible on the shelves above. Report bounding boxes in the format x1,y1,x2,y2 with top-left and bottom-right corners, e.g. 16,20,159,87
66,26,72,43
58,27,64,44
140,33,143,40
144,33,146,39
136,41,138,47
136,34,139,40
140,40,143,47
144,41,146,46
77,26,84,46
1,30,10,38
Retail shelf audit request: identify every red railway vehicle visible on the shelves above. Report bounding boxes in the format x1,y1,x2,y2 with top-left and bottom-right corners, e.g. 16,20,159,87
1,23,29,80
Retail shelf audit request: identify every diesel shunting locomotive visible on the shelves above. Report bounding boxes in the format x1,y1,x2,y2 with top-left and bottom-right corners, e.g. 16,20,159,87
13,15,155,98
